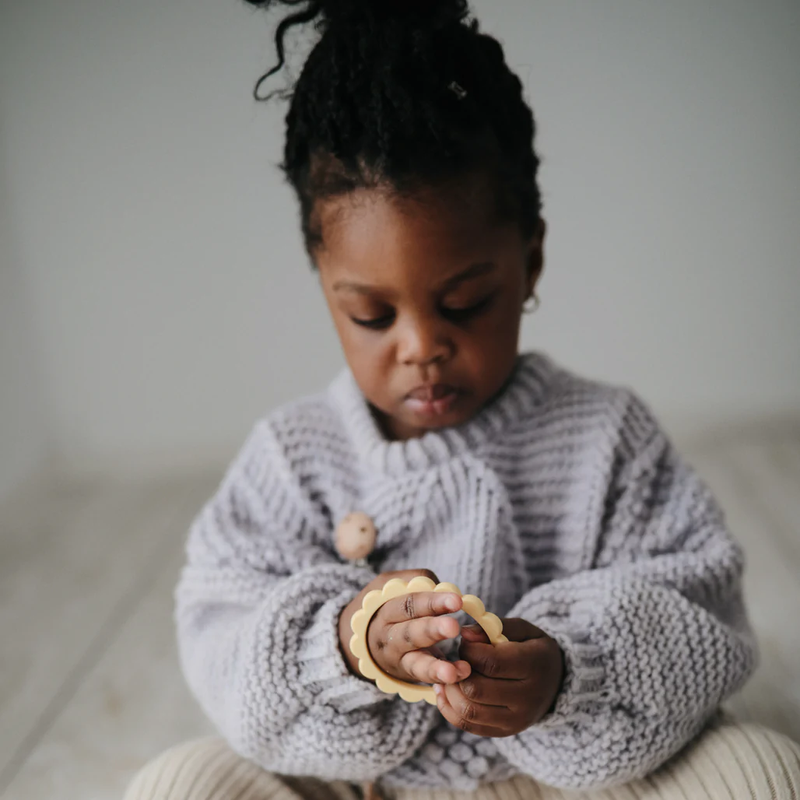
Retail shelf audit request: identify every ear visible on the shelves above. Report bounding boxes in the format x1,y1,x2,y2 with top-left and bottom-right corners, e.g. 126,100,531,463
524,218,547,298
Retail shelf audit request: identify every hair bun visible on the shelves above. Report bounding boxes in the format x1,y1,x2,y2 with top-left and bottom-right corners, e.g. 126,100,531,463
243,0,469,29
244,0,471,98
320,0,468,26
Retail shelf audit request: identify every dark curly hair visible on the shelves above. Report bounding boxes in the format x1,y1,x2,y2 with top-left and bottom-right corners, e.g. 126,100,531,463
244,0,542,253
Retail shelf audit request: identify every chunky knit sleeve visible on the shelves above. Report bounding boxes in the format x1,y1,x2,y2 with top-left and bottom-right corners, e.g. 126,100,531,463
175,420,436,781
493,394,758,789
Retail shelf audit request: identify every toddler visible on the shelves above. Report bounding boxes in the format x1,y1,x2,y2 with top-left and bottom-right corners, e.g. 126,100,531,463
125,1,800,798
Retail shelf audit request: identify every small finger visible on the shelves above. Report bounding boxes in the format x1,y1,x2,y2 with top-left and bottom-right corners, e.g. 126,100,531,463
434,684,510,737
499,618,549,642
388,614,460,652
424,646,468,674
460,640,535,680
460,624,490,644
457,674,517,708
453,659,472,681
381,591,462,624
401,650,461,685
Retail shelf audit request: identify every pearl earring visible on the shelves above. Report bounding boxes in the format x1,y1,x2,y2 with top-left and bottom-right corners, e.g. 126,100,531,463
523,294,540,314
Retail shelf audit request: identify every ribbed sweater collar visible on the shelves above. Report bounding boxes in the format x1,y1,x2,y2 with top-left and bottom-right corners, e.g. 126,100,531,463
328,352,553,476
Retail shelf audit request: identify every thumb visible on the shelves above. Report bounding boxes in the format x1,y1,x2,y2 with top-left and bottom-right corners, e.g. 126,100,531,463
460,624,490,644
498,617,549,642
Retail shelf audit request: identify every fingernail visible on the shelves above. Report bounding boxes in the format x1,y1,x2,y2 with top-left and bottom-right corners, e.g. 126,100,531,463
445,595,459,612
434,683,442,696
437,666,448,682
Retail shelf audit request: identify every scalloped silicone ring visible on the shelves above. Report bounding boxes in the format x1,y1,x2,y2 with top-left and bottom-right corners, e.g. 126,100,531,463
348,576,508,705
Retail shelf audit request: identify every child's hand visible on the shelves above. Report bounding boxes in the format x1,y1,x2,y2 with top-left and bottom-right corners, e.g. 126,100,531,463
338,569,471,686
434,618,564,737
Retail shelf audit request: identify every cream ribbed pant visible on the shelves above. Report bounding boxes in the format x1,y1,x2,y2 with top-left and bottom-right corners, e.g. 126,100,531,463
123,715,800,800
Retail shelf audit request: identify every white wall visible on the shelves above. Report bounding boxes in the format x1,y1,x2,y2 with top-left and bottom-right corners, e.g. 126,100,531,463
0,151,50,504
1,0,798,474
506,1,800,426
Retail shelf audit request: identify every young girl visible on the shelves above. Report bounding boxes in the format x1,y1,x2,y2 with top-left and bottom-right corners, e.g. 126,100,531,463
125,1,800,798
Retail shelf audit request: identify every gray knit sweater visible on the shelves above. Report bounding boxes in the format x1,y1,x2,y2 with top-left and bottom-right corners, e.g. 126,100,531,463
176,352,757,791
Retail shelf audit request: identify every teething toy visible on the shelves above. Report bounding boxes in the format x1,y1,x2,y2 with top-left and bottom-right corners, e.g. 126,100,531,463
348,576,508,705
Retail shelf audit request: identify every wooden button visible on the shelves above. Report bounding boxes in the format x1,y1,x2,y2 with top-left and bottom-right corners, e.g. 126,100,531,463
335,512,377,562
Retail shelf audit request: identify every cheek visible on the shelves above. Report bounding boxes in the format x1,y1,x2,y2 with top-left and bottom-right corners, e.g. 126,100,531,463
458,305,523,384
472,299,523,350
336,324,394,391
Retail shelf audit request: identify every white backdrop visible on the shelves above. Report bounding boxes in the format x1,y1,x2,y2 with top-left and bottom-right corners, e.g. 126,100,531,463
0,188,49,501
1,0,799,485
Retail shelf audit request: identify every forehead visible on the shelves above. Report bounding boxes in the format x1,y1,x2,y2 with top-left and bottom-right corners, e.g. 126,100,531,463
314,182,520,287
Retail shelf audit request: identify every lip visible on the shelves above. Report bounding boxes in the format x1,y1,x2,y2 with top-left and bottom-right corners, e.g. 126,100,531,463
404,384,461,418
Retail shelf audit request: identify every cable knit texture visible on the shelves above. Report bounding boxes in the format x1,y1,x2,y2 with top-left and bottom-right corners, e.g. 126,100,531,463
175,353,757,791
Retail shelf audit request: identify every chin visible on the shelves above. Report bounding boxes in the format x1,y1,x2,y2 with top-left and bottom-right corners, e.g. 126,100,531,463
406,406,475,433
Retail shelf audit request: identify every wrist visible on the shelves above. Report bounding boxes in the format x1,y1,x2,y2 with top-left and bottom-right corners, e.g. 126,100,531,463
337,599,366,678
549,643,566,711
535,640,566,724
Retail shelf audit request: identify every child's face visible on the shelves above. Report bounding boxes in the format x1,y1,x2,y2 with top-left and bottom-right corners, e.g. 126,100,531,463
315,179,545,441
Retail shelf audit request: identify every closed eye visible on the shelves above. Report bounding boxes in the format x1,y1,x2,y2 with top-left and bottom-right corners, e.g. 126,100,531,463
441,294,495,323
351,313,395,330
351,295,495,330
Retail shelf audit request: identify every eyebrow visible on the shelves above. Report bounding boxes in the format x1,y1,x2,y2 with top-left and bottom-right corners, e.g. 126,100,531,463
443,261,496,288
332,262,496,294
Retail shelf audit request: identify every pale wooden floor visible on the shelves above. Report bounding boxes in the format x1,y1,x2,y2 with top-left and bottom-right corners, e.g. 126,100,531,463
1,428,799,800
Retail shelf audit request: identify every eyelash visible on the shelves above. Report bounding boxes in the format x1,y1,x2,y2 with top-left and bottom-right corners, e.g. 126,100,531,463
351,296,495,330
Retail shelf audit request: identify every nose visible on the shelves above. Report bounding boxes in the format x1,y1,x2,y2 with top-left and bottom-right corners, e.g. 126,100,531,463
396,313,452,367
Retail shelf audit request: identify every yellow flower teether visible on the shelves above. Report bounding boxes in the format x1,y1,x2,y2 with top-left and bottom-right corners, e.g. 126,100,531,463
348,576,508,705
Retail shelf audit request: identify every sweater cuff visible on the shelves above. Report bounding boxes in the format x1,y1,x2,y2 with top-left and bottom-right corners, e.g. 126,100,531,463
296,586,389,713
532,621,607,729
